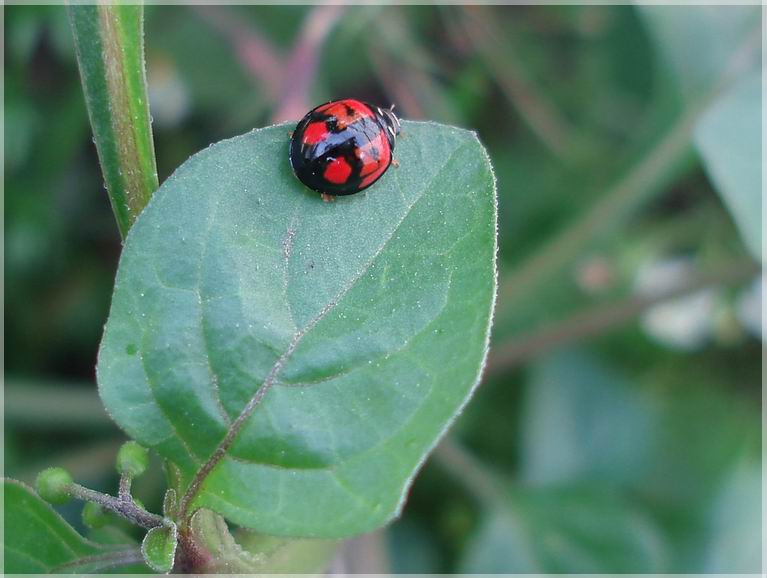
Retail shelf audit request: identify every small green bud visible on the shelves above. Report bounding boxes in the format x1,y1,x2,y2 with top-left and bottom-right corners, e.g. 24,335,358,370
163,488,178,519
82,502,109,529
36,467,73,505
116,441,149,478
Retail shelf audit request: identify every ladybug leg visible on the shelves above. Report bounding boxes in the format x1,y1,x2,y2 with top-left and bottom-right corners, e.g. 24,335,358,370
392,159,400,168
320,193,336,203
287,131,294,138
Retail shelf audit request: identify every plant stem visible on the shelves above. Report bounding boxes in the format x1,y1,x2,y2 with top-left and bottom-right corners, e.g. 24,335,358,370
68,3,158,239
487,258,759,377
118,474,132,499
68,483,164,529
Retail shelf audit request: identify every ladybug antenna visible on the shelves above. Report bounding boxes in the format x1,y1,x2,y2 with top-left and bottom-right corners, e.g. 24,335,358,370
378,105,401,139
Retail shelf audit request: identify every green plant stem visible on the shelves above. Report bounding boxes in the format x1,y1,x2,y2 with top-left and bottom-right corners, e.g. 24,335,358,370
68,3,158,239
68,483,164,530
487,257,759,377
495,26,760,319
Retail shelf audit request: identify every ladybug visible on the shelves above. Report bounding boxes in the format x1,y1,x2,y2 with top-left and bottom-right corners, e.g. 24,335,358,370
289,99,400,200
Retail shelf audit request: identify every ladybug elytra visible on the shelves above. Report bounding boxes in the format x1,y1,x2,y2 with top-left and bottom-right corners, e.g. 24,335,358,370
289,99,400,198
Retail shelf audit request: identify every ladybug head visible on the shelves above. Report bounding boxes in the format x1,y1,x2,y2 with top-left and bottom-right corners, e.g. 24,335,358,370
376,105,401,148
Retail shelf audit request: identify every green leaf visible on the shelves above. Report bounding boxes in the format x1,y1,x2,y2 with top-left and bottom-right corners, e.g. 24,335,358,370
520,350,658,485
3,478,142,573
459,485,667,573
68,4,158,238
694,71,762,261
97,121,497,537
141,524,177,573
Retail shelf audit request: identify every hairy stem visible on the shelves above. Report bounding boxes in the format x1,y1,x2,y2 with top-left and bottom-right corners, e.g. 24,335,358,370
118,474,132,499
68,484,164,529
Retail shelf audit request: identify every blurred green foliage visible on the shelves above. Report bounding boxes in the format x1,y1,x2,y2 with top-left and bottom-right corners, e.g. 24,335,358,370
4,4,761,573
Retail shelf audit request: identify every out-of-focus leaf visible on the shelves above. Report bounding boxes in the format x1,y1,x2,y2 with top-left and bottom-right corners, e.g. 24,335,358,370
520,350,657,485
3,479,142,573
703,457,762,573
97,121,497,537
459,485,667,573
637,5,759,97
516,349,760,572
694,71,761,261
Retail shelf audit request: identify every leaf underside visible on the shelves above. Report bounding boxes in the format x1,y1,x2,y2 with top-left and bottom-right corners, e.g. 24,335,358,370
97,121,497,537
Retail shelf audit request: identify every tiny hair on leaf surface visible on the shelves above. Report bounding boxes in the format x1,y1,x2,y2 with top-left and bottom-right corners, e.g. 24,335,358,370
97,120,497,537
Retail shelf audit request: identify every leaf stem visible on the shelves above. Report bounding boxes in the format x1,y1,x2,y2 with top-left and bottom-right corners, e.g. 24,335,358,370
68,483,164,529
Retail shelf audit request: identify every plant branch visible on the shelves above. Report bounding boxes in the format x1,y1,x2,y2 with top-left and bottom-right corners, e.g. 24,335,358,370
487,258,759,377
68,484,164,530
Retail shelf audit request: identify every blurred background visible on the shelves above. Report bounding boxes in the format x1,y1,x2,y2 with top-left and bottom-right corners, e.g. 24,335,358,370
4,4,762,573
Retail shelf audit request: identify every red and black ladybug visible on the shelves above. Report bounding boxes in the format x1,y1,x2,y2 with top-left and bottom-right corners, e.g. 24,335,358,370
289,99,400,199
